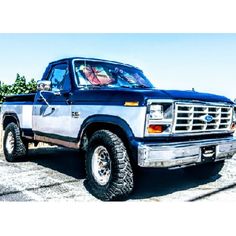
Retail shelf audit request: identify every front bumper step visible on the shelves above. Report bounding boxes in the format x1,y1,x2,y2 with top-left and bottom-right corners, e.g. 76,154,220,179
138,136,236,168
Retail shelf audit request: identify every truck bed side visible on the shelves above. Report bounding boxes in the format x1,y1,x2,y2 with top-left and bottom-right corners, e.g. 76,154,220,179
1,93,35,131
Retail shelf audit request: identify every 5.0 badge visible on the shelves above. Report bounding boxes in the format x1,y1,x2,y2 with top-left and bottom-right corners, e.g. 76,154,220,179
72,111,80,118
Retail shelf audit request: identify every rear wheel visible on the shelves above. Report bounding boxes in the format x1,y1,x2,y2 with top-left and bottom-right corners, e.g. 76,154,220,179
184,161,225,179
3,122,28,162
85,130,134,201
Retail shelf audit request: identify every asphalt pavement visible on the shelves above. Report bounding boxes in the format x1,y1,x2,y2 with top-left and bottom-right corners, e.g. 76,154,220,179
0,146,235,201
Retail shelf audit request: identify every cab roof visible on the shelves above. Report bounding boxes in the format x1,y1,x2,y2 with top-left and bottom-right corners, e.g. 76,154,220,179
49,57,142,71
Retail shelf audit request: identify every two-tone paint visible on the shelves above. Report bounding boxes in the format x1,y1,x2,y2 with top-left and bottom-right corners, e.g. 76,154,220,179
2,57,236,168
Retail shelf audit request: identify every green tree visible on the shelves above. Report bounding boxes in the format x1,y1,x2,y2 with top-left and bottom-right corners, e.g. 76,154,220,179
0,74,37,103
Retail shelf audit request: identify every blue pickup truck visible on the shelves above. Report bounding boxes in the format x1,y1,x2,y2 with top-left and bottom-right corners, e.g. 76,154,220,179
1,57,236,200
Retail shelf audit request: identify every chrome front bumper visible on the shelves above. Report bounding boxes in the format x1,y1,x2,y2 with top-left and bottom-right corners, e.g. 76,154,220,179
138,136,236,168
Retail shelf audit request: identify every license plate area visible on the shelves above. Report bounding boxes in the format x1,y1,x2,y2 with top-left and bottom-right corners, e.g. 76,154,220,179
201,145,216,163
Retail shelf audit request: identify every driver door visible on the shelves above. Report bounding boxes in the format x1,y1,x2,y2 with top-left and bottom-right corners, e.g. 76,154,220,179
32,63,73,139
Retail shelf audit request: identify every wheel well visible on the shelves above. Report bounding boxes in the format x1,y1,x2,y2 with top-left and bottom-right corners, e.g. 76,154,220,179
82,122,137,164
84,122,128,141
2,115,19,130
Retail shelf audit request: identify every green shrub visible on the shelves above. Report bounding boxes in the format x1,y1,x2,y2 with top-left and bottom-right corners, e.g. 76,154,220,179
0,74,37,103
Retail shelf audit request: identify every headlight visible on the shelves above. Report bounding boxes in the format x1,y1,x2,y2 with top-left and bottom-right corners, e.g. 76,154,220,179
145,100,173,136
149,104,163,120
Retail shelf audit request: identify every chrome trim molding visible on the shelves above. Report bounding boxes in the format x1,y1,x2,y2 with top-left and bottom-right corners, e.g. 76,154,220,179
146,99,175,105
138,136,236,167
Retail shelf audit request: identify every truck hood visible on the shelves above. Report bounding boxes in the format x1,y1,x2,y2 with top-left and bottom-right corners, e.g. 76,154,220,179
158,89,233,104
118,88,234,105
71,88,233,106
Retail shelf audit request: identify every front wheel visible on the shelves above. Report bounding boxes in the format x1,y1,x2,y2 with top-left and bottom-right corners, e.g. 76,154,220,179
184,161,225,179
3,122,28,162
85,130,134,201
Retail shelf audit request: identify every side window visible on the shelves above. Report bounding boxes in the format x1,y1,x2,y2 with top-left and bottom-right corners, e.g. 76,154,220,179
48,64,71,92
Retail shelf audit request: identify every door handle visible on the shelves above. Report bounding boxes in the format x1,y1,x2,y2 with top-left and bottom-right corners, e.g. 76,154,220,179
42,106,56,117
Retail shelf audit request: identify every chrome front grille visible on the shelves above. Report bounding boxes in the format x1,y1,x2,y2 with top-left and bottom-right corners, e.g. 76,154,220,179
173,102,233,134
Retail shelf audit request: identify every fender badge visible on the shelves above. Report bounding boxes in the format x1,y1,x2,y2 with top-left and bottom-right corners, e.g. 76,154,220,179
72,111,80,118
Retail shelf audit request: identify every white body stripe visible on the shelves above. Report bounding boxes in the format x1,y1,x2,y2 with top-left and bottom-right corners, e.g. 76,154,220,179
2,104,147,138
33,105,147,138
32,105,71,136
72,105,146,138
22,105,33,129
1,105,32,129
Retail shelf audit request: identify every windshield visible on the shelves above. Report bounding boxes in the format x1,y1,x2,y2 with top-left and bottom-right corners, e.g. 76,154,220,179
74,60,154,88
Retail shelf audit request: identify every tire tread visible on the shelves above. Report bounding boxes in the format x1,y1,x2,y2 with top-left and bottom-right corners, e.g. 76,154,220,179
3,122,28,162
85,129,134,201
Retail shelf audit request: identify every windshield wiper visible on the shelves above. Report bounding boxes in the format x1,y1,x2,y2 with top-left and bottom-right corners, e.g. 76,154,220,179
120,85,132,88
90,84,110,87
131,84,150,88
89,84,132,89
89,84,149,89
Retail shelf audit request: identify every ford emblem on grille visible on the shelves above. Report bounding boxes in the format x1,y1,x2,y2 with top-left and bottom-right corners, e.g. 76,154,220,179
204,114,213,123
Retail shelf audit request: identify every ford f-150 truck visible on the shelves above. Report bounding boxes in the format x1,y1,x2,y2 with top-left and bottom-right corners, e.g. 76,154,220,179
1,57,236,200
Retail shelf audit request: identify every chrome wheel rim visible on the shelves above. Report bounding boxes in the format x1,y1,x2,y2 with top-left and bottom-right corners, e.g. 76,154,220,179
6,131,14,154
91,146,111,186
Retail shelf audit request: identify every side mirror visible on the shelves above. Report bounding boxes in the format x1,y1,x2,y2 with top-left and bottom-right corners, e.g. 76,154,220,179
37,80,52,92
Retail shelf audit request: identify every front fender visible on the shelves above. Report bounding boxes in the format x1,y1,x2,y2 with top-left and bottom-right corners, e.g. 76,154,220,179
79,114,135,140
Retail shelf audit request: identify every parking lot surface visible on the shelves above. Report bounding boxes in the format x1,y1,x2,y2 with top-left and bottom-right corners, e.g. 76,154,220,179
0,147,235,201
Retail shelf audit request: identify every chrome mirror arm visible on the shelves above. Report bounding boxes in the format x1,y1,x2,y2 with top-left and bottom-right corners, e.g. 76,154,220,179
39,90,50,107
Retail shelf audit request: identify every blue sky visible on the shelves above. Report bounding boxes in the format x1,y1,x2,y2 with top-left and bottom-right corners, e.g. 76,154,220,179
0,33,236,100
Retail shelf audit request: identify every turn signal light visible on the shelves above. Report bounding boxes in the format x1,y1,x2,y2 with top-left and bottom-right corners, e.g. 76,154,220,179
124,101,139,106
148,125,164,133
231,123,236,131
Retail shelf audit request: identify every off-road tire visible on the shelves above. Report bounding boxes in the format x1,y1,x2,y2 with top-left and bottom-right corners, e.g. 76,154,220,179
184,161,225,179
85,130,134,201
3,122,28,162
